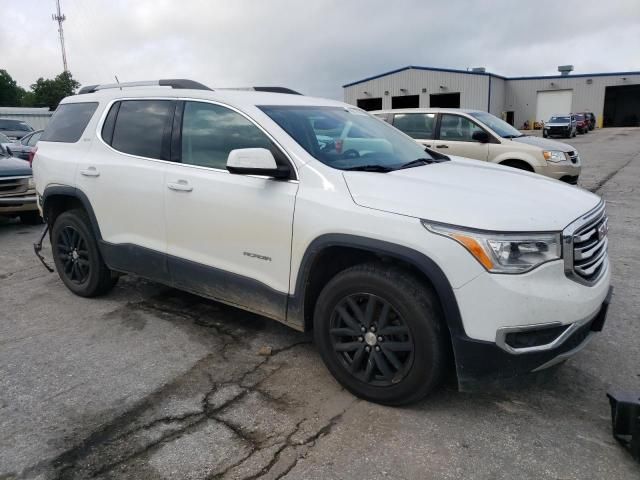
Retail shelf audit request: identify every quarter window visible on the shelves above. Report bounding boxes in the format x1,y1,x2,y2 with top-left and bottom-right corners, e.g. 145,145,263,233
40,103,98,143
439,114,484,142
110,100,174,160
181,102,273,170
392,113,435,139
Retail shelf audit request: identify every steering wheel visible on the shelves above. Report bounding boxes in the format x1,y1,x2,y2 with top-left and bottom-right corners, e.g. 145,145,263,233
342,149,360,159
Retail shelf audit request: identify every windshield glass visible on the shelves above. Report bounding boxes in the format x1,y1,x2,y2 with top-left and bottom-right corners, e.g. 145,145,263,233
468,111,522,138
259,105,436,171
549,116,570,123
575,114,585,120
0,133,10,143
0,119,32,131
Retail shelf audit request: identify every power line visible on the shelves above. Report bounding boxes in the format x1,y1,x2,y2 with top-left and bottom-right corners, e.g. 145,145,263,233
52,0,68,72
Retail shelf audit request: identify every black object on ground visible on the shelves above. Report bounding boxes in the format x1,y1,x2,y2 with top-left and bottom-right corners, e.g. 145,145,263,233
607,391,640,461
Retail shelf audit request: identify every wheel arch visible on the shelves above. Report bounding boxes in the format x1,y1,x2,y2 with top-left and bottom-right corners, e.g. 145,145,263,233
498,158,535,172
288,234,465,340
41,186,102,239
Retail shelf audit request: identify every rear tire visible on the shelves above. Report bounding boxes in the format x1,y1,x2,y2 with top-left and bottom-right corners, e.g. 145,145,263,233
51,209,118,297
313,263,448,406
20,211,43,225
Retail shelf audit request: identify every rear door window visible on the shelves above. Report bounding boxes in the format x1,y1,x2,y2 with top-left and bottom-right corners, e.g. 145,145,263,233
40,103,98,142
438,114,484,142
110,100,174,160
392,113,435,139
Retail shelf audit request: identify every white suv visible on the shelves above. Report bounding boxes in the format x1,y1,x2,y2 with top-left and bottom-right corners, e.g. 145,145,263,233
33,80,612,405
374,108,581,184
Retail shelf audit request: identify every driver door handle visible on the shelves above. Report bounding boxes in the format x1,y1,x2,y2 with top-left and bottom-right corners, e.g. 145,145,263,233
435,144,449,149
80,167,100,177
167,180,193,192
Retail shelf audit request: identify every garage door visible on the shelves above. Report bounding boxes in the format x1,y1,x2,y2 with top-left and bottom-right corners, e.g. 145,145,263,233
603,85,640,127
536,90,573,123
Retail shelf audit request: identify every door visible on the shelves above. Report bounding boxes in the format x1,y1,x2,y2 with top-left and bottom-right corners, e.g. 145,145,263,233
433,113,489,160
430,93,460,108
357,98,382,111
603,85,640,127
77,99,174,279
391,95,419,109
391,112,436,147
164,100,298,320
505,111,514,126
536,90,572,123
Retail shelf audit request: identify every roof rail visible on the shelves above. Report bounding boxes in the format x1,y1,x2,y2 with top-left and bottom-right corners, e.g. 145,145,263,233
217,86,302,95
78,79,212,94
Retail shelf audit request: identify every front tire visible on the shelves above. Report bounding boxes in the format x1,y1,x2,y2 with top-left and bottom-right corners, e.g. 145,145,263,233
313,263,447,405
51,209,118,297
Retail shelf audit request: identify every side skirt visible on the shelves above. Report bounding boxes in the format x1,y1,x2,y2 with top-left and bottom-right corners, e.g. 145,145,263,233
99,241,292,327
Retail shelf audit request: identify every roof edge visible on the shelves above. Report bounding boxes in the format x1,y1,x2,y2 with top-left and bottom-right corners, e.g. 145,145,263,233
343,66,640,88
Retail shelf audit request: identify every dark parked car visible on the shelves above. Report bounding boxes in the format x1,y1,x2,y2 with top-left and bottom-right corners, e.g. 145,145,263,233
0,143,40,224
8,129,43,161
585,112,596,130
575,113,589,134
0,118,34,141
543,114,576,138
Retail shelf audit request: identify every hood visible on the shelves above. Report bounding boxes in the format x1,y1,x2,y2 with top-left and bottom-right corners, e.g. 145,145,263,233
512,135,574,152
343,157,600,231
0,156,32,177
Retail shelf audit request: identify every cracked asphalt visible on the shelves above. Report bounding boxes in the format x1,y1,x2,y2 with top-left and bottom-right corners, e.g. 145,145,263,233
1,127,639,480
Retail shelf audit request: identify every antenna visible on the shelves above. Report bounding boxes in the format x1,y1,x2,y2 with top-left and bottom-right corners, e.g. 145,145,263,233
115,75,122,90
52,0,68,72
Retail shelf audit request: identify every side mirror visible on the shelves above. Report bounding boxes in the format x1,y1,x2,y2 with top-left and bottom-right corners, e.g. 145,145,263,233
226,148,290,179
472,130,490,143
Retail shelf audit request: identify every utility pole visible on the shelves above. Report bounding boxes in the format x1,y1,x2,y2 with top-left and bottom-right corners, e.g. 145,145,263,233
52,0,68,72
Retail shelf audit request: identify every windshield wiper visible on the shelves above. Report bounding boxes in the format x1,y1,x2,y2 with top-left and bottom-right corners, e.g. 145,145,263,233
503,134,525,139
396,158,438,170
343,165,393,173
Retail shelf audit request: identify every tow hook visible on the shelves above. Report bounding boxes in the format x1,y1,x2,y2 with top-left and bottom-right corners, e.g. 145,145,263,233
34,224,54,273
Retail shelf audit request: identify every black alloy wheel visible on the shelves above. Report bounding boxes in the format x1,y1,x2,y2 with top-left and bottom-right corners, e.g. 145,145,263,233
56,225,91,284
329,293,414,387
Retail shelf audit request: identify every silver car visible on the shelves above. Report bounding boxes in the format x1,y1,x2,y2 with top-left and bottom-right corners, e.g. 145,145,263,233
0,118,34,141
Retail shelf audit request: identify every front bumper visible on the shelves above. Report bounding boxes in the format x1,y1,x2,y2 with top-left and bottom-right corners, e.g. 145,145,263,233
454,286,612,390
0,194,38,214
536,162,581,182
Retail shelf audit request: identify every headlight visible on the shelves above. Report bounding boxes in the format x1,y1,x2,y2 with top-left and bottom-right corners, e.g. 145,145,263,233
543,150,569,163
422,222,561,273
28,177,35,189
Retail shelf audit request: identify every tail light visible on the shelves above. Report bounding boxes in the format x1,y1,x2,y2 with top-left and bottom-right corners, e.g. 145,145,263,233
28,146,37,167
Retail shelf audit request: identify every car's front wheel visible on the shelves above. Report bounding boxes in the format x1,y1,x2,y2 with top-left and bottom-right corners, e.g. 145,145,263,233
51,209,118,297
313,263,448,405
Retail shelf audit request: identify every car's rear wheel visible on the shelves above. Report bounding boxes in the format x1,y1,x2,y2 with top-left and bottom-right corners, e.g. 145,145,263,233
313,263,448,405
51,209,118,297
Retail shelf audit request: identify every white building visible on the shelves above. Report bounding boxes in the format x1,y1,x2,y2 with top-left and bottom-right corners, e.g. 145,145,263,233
343,66,640,129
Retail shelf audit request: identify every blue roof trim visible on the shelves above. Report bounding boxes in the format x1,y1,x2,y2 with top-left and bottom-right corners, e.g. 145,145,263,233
341,65,506,88
343,66,640,88
508,71,640,80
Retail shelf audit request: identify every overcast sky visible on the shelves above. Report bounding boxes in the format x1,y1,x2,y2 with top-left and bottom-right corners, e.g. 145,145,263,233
3,0,639,99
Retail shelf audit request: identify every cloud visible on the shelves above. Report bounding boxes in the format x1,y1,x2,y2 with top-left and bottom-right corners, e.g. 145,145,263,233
2,0,639,100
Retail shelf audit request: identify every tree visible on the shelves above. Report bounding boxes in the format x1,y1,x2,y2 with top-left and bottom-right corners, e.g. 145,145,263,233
31,71,81,110
0,69,25,107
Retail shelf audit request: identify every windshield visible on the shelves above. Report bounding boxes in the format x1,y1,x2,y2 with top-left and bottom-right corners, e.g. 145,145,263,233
0,133,10,143
259,105,438,171
549,116,570,123
0,119,32,132
575,114,585,120
468,111,522,138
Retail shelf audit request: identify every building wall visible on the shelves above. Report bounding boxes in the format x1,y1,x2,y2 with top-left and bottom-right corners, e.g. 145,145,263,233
505,74,640,128
344,68,640,129
0,107,53,130
344,68,492,111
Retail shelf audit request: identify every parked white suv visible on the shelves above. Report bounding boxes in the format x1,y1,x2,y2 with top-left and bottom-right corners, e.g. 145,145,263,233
33,80,611,405
374,108,581,184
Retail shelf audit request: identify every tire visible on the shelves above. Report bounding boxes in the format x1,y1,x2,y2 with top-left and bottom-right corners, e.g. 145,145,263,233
313,263,448,406
543,133,548,138
20,211,43,225
501,160,534,172
51,209,118,297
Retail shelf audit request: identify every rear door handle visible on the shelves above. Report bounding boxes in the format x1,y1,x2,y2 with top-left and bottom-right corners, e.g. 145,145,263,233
435,144,449,149
80,167,100,177
167,180,193,192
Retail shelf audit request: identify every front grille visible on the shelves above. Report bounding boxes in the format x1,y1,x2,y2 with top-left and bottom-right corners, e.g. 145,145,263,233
564,202,608,284
0,176,29,196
